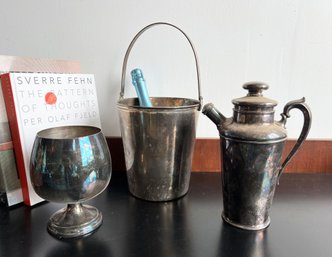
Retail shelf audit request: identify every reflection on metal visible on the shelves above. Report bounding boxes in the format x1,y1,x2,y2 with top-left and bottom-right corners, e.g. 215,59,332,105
203,82,312,230
30,126,112,238
219,222,269,257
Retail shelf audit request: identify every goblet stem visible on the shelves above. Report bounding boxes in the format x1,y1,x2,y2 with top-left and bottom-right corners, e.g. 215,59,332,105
47,203,103,239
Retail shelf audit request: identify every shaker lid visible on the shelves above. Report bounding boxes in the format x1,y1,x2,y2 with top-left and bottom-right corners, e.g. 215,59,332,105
232,82,278,107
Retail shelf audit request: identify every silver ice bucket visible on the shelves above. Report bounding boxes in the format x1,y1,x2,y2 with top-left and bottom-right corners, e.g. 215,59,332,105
117,22,203,201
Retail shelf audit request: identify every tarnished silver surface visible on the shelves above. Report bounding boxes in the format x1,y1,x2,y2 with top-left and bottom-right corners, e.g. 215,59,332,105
118,22,202,202
203,82,312,230
30,126,112,238
118,98,199,201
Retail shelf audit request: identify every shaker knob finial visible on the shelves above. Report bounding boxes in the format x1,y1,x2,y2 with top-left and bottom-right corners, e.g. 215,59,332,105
243,82,269,96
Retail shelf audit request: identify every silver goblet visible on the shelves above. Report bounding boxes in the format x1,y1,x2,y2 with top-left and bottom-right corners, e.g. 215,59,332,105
30,126,112,239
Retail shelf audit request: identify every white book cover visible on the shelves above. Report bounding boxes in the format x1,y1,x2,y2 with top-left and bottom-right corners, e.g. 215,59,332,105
1,72,101,206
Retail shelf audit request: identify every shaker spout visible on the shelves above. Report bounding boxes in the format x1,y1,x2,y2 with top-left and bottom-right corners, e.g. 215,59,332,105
202,103,227,126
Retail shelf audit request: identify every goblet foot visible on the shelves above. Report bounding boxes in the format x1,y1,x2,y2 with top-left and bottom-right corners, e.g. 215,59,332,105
47,203,103,239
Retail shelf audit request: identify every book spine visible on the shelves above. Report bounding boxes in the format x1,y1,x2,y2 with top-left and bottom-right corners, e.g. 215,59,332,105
0,73,31,205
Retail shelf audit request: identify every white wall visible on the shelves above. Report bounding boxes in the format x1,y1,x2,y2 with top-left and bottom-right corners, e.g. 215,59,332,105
1,0,331,139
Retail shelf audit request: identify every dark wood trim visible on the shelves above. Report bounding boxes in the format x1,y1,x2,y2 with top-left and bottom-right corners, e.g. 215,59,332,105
107,137,126,172
192,139,221,172
106,137,332,173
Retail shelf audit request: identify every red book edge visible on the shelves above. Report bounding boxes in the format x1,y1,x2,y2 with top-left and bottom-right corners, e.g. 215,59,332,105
0,73,31,205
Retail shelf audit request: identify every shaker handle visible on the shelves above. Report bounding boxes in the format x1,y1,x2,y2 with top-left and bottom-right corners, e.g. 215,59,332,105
119,22,203,110
277,97,312,181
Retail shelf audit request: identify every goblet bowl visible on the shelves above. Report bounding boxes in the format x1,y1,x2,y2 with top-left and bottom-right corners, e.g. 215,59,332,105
30,126,112,239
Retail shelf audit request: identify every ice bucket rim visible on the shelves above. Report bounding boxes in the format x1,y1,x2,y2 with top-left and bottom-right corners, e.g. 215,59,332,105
117,96,200,110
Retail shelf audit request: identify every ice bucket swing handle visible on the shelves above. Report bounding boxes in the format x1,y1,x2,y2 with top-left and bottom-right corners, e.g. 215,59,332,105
277,98,312,182
119,22,203,110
